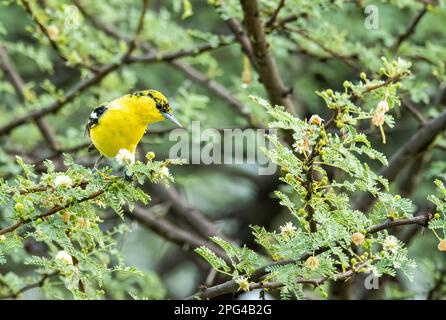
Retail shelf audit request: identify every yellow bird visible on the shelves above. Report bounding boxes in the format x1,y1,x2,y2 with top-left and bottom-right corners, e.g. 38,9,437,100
85,89,181,167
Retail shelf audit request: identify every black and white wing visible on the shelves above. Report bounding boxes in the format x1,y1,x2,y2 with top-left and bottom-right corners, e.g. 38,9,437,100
85,105,108,137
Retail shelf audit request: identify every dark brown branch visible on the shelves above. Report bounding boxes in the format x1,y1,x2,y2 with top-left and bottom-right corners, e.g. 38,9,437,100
0,272,57,299
392,5,428,52
366,214,432,234
209,2,255,66
127,39,234,64
0,46,27,100
265,0,286,30
152,185,229,241
402,99,426,126
122,0,149,61
130,206,229,261
240,0,295,115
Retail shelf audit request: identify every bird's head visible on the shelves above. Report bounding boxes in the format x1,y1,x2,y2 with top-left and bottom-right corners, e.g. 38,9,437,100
146,89,182,127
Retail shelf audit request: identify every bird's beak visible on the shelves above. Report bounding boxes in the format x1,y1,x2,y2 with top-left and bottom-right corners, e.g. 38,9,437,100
163,112,182,127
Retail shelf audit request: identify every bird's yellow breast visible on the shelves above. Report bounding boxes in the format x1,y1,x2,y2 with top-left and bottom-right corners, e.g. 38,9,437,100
90,94,165,158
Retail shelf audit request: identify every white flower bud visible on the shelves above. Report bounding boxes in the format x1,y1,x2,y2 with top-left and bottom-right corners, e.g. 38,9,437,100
309,114,323,126
160,166,170,177
54,175,73,188
115,148,135,165
280,222,297,238
383,235,399,254
55,250,73,265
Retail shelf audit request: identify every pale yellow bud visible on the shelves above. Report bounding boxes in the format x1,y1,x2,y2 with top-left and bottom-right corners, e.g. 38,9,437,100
309,114,323,126
352,232,365,246
305,256,320,271
438,239,446,252
47,25,59,41
62,211,72,223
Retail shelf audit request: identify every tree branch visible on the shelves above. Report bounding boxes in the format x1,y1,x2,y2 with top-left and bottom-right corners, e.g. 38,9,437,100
130,205,229,261
151,185,230,242
240,0,295,115
127,39,234,64
186,214,432,299
0,61,120,136
392,4,428,52
122,0,149,61
0,272,57,299
0,189,105,236
186,263,367,300
265,0,286,30
402,99,426,126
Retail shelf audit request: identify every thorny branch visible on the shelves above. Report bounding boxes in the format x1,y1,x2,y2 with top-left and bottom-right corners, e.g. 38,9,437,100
186,214,433,299
240,0,295,115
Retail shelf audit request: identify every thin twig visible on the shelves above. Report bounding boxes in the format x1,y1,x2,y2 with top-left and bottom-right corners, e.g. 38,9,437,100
127,39,234,64
0,189,105,235
151,185,230,241
402,99,426,126
0,272,57,299
0,45,60,150
22,0,98,72
123,0,149,61
285,26,360,72
265,0,286,29
392,5,428,52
